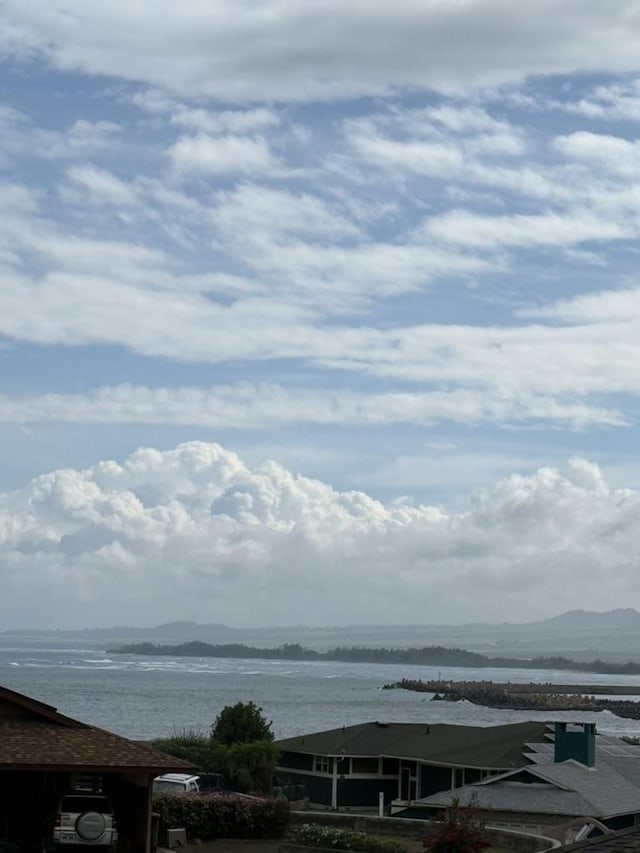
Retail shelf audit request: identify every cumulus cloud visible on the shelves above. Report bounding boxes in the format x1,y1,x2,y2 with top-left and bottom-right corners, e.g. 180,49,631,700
3,1,640,101
1,441,638,629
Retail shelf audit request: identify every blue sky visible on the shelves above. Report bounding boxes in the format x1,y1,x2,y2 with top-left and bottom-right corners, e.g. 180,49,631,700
3,1,640,629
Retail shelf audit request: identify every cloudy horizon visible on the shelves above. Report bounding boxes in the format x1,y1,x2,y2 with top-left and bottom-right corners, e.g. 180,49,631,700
3,1,640,628
0,439,638,630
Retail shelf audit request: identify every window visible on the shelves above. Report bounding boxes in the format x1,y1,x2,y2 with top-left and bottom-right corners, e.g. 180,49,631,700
313,756,332,773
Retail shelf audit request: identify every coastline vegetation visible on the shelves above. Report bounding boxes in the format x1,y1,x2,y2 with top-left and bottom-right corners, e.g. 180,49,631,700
108,640,640,675
152,702,279,794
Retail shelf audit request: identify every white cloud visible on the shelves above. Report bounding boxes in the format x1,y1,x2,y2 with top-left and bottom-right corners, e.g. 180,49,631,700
2,71,640,441
1,441,639,628
212,184,361,242
555,79,640,121
554,131,640,178
1,221,640,408
352,136,465,176
0,107,122,161
519,285,640,325
422,208,633,248
0,182,40,214
360,449,544,493
346,109,563,201
0,382,622,430
66,164,138,206
209,184,492,309
424,104,520,136
57,119,122,156
167,133,277,175
2,169,640,415
4,1,640,101
170,107,280,135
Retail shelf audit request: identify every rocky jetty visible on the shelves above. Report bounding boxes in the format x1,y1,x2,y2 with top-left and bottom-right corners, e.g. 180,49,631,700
382,679,640,720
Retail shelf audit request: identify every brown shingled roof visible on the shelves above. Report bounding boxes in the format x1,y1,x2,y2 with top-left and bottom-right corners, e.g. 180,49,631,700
0,684,193,774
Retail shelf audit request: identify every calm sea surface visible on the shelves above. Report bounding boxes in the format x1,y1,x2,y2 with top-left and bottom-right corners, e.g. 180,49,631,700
3,642,640,740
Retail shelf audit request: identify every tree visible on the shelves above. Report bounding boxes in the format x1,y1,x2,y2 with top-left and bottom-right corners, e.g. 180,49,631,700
423,799,490,853
152,703,278,794
211,701,274,745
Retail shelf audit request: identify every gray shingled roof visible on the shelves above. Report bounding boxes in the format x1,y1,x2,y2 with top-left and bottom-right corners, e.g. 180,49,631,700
416,757,640,820
276,721,549,769
564,826,640,852
417,780,591,817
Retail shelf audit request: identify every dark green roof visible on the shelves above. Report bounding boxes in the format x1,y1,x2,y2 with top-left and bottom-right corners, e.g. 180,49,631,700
276,721,548,770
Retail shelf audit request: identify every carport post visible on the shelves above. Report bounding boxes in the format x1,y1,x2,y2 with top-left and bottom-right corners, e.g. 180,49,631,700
144,778,153,853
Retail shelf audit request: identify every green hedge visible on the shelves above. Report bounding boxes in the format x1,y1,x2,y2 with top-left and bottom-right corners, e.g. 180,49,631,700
150,733,279,793
292,825,407,853
153,793,289,840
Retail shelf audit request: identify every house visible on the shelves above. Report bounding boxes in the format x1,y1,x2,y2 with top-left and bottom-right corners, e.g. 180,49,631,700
399,723,640,840
275,719,549,809
0,683,193,853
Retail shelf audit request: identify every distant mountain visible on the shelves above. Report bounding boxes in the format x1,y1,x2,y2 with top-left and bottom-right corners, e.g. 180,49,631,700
0,620,240,643
537,608,640,630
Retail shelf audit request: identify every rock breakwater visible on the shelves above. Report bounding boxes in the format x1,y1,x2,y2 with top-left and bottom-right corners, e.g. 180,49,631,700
382,679,640,720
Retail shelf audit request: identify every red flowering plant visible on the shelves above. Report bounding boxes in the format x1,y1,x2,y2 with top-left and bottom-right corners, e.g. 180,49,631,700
423,798,490,853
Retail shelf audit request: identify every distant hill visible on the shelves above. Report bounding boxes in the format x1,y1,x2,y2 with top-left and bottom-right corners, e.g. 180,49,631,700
4,609,640,662
537,608,640,630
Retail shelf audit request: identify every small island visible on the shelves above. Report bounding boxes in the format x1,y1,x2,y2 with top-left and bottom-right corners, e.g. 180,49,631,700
108,640,640,675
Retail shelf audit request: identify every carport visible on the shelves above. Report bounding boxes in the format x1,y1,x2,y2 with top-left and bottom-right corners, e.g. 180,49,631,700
0,684,192,853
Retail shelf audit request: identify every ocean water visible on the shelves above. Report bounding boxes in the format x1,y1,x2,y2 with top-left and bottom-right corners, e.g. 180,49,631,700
2,643,640,740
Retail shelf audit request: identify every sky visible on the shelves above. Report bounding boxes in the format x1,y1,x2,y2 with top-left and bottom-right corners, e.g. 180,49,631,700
3,1,640,630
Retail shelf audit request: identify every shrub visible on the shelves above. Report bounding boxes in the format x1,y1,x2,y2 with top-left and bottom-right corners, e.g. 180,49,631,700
153,792,289,841
151,731,279,794
292,825,407,853
151,730,227,772
225,739,280,793
423,799,489,853
212,701,274,745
